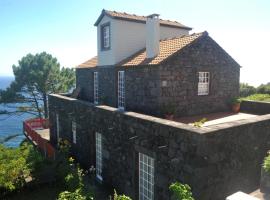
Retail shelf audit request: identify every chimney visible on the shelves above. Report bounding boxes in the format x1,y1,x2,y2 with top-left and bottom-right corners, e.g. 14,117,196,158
146,14,160,58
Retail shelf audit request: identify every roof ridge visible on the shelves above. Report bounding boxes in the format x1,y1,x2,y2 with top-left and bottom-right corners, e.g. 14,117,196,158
95,9,192,30
160,31,207,42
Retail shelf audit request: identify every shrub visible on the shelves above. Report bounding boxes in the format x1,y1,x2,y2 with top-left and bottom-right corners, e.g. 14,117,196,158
113,190,132,200
263,152,270,173
0,141,44,195
257,83,270,94
55,143,94,200
193,118,207,127
58,188,93,200
169,182,195,200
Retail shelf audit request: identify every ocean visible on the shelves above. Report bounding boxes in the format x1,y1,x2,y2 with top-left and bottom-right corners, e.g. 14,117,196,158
0,76,33,147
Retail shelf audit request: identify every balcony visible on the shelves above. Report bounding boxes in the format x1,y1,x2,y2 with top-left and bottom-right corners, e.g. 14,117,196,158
23,118,55,159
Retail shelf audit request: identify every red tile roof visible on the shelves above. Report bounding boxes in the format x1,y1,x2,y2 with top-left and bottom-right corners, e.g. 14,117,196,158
77,56,97,68
94,9,192,30
77,32,207,68
118,32,205,66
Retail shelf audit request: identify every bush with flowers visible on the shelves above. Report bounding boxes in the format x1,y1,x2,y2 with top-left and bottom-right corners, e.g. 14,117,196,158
55,138,94,200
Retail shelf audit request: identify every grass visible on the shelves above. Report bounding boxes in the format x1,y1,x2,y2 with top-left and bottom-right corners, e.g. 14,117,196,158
242,93,270,102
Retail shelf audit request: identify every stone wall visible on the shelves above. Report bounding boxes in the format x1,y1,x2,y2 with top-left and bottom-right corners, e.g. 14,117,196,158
76,68,95,102
125,65,161,116
76,35,240,117
49,94,270,200
241,100,270,115
157,36,240,116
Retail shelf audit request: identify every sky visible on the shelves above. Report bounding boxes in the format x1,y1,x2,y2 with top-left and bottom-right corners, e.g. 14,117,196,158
0,0,269,86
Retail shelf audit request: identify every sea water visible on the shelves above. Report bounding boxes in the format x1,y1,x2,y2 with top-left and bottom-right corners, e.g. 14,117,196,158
0,76,33,147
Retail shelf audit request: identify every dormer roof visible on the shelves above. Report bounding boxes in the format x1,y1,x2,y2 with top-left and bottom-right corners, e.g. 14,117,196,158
94,9,192,30
77,32,206,68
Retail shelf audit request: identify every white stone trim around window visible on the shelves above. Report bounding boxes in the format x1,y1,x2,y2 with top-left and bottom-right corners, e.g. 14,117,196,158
139,153,155,200
95,132,103,181
94,72,99,104
118,71,125,110
198,72,210,95
72,121,76,144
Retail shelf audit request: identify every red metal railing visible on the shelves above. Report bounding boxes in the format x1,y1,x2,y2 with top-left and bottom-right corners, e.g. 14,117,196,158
23,118,55,159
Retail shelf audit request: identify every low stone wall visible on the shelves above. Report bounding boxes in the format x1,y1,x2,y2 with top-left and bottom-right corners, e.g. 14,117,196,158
241,100,270,115
49,94,270,200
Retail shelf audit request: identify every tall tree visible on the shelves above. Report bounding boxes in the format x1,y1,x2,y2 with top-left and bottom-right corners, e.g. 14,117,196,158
0,52,75,118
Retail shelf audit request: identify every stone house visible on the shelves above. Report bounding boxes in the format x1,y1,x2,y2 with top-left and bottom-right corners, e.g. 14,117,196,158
76,9,240,117
48,9,270,200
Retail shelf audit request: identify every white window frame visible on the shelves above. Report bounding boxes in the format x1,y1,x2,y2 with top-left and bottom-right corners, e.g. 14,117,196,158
118,71,125,110
95,132,103,181
139,153,155,200
103,25,110,48
94,72,99,104
56,113,60,143
72,121,76,144
198,72,210,95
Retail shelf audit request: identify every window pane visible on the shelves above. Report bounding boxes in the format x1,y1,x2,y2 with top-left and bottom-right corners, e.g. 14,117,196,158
139,153,154,200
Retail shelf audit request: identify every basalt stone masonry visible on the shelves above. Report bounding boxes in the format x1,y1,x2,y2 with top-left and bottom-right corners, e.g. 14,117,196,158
49,94,270,200
76,35,240,117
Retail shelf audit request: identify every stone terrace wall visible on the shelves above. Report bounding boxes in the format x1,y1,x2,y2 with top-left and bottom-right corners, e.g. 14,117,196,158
49,94,270,200
241,100,270,115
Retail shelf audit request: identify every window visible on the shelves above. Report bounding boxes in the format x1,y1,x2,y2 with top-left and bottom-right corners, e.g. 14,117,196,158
198,72,210,95
56,113,60,143
101,23,110,50
95,132,103,181
118,71,125,110
139,153,154,200
72,121,76,144
94,72,99,104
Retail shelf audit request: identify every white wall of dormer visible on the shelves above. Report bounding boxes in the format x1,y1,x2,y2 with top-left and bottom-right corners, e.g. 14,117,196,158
97,15,115,66
97,16,190,66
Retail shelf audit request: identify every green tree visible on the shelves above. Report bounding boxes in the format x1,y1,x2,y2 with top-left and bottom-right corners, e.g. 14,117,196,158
257,82,270,94
0,52,75,118
239,83,257,97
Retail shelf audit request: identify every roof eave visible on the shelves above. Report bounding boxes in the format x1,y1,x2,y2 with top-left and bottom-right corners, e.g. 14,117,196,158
94,9,107,26
94,9,192,30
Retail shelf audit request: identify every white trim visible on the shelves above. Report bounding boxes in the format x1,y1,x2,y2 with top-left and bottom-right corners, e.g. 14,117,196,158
95,132,103,181
72,121,76,144
103,25,110,48
94,72,99,104
139,153,154,200
118,71,125,110
198,72,210,95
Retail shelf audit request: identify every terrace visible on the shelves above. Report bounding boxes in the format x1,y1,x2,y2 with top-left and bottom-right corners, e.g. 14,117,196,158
176,111,259,127
23,118,55,159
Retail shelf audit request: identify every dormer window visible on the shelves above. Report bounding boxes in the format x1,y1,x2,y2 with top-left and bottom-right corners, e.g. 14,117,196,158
101,23,110,50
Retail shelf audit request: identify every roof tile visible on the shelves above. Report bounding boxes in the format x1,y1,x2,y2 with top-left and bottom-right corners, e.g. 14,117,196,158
77,32,206,68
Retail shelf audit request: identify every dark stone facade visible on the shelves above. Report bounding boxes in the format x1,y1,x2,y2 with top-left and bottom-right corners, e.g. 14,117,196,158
241,100,270,115
49,94,270,200
76,35,240,117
